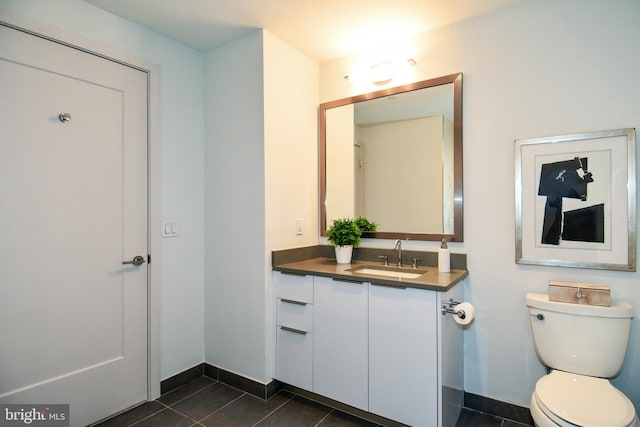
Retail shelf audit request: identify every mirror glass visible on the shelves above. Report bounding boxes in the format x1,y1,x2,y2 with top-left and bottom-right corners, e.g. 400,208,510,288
320,73,463,241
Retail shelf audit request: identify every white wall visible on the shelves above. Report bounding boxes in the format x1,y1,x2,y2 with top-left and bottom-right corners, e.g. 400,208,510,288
204,29,318,383
320,0,640,408
204,31,267,382
0,0,206,381
263,31,319,252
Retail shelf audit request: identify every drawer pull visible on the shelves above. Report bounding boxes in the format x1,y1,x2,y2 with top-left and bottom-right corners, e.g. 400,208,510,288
371,282,407,290
280,326,308,335
280,298,307,306
332,277,364,285
280,271,307,277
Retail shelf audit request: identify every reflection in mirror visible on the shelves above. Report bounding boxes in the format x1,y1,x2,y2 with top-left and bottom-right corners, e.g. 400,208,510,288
320,73,463,242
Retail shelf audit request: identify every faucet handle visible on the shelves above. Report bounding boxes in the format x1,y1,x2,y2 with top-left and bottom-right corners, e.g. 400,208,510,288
412,257,423,269
378,255,389,266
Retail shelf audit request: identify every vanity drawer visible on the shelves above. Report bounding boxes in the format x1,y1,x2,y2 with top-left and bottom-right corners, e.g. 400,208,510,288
277,298,313,331
276,326,313,390
274,271,313,303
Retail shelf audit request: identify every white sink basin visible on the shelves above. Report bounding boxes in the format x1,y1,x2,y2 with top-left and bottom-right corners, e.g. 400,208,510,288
349,266,426,279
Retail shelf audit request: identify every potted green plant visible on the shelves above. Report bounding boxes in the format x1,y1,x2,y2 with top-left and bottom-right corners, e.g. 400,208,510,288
327,217,361,264
354,216,378,234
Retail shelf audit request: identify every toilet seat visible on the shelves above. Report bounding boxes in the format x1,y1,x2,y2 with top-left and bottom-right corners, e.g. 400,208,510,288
531,393,577,427
534,370,637,427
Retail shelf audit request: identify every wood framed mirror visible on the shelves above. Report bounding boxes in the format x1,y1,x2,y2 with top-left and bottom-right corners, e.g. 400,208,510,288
320,73,463,241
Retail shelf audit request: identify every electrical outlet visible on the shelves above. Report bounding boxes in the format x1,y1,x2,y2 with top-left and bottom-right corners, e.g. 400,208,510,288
296,218,303,235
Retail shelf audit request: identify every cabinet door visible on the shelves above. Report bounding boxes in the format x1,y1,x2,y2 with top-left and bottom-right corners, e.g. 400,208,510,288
313,276,368,410
369,284,438,427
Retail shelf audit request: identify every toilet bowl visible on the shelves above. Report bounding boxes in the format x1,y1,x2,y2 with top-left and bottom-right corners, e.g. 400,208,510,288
526,293,637,427
530,370,639,427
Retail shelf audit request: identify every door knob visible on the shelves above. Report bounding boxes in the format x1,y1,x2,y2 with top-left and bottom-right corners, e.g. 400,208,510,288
122,255,146,266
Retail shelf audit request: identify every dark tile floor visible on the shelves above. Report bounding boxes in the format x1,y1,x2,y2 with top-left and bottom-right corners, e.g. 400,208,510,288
93,377,533,427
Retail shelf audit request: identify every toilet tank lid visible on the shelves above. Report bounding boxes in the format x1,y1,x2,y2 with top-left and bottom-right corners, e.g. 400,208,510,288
526,293,634,318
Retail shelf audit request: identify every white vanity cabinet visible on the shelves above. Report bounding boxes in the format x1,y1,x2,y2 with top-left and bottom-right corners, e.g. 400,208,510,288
313,276,369,410
274,272,314,390
273,269,463,427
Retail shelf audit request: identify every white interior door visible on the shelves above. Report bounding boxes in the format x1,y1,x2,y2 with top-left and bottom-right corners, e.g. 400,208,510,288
0,24,148,426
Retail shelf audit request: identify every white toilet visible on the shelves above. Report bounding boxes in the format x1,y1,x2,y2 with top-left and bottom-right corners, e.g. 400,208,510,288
527,293,638,427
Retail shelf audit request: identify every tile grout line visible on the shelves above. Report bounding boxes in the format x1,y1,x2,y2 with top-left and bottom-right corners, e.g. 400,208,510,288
89,400,164,427
196,391,249,423
313,408,334,427
128,404,206,427
250,393,297,427
161,379,219,407
90,401,165,427
127,404,177,427
163,405,213,426
129,380,219,427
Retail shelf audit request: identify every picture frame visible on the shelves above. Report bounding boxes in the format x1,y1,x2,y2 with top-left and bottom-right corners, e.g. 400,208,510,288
515,128,636,271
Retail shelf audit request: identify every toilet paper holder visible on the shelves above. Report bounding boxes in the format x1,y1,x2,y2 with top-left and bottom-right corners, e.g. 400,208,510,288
441,299,466,319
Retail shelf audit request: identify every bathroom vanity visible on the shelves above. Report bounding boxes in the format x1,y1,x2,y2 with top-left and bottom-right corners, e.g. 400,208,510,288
272,246,468,427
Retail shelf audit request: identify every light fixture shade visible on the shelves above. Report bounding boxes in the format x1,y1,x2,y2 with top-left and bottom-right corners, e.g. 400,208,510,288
345,58,416,85
370,61,393,83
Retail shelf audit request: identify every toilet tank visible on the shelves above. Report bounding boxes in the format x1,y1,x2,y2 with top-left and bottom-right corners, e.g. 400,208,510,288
526,293,634,378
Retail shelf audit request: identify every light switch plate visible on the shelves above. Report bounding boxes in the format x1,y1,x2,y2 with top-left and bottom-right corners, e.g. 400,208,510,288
162,220,178,237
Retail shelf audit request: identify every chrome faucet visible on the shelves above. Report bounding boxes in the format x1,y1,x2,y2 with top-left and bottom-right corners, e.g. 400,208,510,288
393,239,403,267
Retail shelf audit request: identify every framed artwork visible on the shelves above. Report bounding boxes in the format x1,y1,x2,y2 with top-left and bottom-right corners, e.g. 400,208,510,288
515,128,636,271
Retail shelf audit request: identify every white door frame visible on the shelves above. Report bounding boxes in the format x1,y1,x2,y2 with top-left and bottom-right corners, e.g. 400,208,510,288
0,9,162,400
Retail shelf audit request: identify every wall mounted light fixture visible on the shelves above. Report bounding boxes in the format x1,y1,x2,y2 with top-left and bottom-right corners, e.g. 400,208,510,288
345,58,417,85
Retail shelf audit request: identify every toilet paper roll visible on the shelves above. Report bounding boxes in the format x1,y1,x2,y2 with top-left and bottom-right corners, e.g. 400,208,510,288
453,302,476,327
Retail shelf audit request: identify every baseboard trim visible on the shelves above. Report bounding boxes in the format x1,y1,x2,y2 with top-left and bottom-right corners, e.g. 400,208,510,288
281,383,407,427
464,392,533,425
160,363,280,400
160,364,204,395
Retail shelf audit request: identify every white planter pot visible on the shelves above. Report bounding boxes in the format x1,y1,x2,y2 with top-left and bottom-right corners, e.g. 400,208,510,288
335,245,353,264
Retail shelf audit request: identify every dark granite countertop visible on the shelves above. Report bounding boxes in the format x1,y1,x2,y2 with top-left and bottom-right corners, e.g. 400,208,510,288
272,246,468,292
